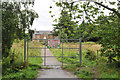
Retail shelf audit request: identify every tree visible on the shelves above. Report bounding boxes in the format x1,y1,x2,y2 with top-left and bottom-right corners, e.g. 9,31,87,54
75,21,99,42
51,1,78,39
50,0,120,63
2,2,38,58
94,1,120,19
95,14,120,62
58,29,68,39
52,9,77,39
70,0,120,19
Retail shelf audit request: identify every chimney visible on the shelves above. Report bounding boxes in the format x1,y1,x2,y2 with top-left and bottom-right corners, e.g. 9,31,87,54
34,28,36,33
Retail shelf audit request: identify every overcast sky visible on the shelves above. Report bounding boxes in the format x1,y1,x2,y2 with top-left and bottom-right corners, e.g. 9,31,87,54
31,0,117,31
31,0,60,31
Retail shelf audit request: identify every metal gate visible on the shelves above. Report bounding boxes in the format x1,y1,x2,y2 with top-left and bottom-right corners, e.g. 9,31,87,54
24,38,82,66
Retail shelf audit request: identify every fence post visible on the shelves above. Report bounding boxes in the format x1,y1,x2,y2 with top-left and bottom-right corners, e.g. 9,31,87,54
97,50,98,59
27,39,28,61
62,40,63,66
79,38,82,65
24,38,26,61
44,39,46,66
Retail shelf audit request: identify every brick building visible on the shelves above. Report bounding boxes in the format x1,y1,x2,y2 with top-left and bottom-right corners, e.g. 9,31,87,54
32,30,54,40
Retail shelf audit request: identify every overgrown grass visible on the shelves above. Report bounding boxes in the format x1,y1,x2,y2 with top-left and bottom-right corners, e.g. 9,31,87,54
50,41,119,79
2,40,43,80
29,57,43,66
75,67,94,78
96,58,119,78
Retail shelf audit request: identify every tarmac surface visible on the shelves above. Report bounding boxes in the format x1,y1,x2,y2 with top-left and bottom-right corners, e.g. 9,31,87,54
35,47,77,79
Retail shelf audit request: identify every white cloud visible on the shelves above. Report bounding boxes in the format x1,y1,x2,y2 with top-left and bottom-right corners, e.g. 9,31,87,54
31,0,60,31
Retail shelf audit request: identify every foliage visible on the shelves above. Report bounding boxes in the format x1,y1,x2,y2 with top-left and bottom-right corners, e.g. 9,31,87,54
85,49,96,60
97,58,119,78
94,15,120,63
2,2,39,78
58,29,68,39
52,9,77,39
50,42,119,78
50,0,120,64
75,21,100,41
2,41,43,79
2,2,38,58
2,64,42,79
74,67,94,78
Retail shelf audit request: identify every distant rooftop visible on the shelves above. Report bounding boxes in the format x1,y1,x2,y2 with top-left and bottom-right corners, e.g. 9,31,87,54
34,30,53,35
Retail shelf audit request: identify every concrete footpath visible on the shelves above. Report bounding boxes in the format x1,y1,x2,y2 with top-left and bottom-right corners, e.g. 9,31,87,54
35,47,77,79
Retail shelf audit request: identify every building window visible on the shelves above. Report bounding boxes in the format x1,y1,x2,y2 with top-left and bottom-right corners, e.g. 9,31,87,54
37,35,39,38
36,31,39,33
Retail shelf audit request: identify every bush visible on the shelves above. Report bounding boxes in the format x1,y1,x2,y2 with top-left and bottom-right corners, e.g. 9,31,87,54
85,49,96,60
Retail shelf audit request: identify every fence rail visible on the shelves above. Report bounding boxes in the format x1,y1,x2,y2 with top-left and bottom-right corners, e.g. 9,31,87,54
28,47,79,49
24,38,82,66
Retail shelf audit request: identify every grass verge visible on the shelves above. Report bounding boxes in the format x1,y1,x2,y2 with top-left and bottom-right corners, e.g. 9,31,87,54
2,40,43,80
50,41,119,79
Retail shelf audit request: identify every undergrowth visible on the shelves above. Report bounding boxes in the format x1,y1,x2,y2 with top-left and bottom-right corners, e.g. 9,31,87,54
50,42,119,79
2,41,43,80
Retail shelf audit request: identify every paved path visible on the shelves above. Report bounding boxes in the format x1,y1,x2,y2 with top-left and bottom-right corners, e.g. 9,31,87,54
35,47,77,79
41,47,62,66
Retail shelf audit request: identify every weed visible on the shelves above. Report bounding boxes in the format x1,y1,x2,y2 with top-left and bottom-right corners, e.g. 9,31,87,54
50,42,119,78
2,40,43,79
85,49,96,60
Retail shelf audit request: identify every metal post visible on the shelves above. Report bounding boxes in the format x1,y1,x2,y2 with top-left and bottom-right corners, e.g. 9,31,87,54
62,40,63,66
44,40,46,66
97,50,98,58
24,38,26,61
79,38,82,65
27,39,28,61
45,40,47,66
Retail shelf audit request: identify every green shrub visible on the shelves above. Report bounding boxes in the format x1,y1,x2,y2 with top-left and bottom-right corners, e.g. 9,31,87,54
85,49,96,60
